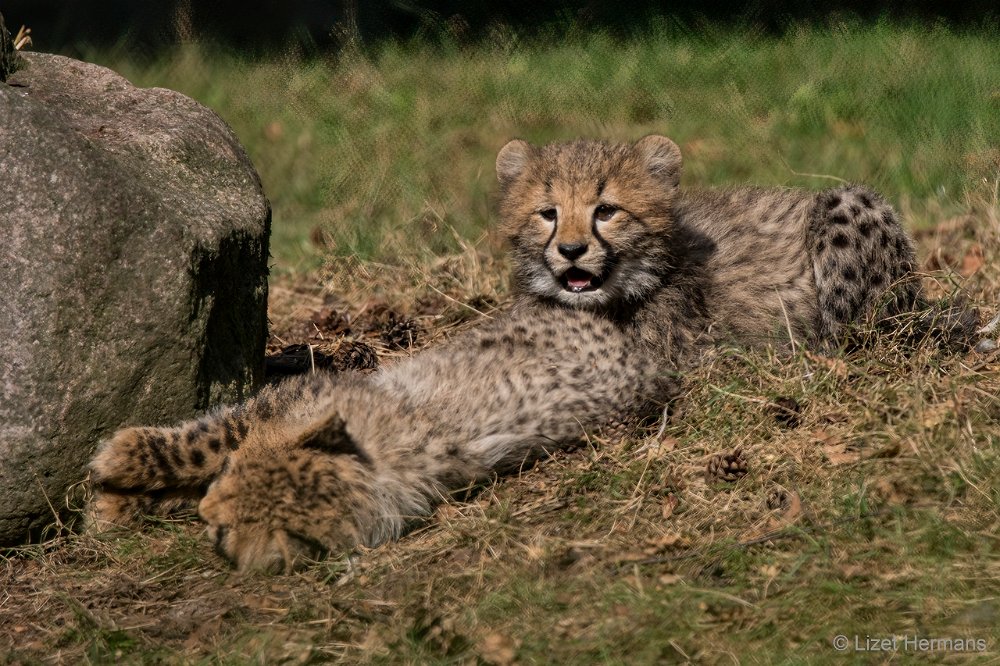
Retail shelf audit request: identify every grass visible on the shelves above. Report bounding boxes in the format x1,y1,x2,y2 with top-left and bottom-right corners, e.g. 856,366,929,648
3,21,1000,664
80,22,1000,274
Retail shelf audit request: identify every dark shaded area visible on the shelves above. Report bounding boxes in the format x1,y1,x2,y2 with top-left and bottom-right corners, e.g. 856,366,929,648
0,11,21,80
193,228,271,407
264,341,379,379
2,0,997,57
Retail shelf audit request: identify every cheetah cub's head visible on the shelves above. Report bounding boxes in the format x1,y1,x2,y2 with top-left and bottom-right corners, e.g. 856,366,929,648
198,412,371,573
496,135,681,310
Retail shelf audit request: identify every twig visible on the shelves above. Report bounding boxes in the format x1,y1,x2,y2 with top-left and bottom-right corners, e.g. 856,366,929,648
425,283,494,319
775,290,798,352
782,160,849,184
14,26,32,51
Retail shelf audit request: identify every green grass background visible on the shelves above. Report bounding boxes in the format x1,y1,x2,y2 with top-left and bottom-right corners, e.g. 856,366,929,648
87,23,1000,275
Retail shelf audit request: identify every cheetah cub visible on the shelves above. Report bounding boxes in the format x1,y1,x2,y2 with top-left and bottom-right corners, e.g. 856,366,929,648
496,135,925,356
90,306,672,572
88,135,943,572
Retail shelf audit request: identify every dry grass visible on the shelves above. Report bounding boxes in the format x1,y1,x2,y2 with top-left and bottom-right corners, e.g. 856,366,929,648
2,183,998,664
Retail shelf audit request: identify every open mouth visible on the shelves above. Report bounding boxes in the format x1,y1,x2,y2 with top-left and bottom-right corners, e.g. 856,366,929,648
559,267,605,293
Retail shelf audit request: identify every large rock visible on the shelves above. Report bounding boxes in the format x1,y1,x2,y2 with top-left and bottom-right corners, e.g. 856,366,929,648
0,51,270,544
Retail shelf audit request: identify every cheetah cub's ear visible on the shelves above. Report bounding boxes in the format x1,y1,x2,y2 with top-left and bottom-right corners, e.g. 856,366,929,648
496,139,533,186
295,411,372,465
634,135,682,189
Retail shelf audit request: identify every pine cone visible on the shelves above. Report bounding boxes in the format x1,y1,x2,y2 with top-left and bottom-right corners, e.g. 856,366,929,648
327,339,379,372
705,448,748,483
766,488,791,511
766,396,802,429
381,313,420,349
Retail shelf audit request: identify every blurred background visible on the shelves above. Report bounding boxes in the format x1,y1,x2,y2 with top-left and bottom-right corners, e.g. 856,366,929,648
5,1,998,56
3,1,998,275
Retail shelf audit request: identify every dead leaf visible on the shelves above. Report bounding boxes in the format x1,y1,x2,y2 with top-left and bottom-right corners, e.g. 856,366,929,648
881,567,917,582
523,542,545,562
264,120,284,141
661,494,679,520
643,532,683,555
615,551,648,563
658,436,678,452
762,489,803,532
920,403,954,429
759,564,780,578
478,632,520,666
811,428,834,444
837,564,866,580
824,446,861,465
866,442,900,460
814,430,860,465
872,478,906,504
183,617,224,652
658,573,683,586
961,243,984,276
776,491,802,523
435,504,461,522
819,411,849,424
241,594,287,612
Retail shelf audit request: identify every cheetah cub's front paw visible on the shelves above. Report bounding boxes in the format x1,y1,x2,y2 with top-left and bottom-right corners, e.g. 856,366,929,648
86,427,165,530
85,486,202,531
89,427,172,490
87,426,205,530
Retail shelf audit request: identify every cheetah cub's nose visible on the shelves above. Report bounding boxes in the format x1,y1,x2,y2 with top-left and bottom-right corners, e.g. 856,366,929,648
558,242,588,261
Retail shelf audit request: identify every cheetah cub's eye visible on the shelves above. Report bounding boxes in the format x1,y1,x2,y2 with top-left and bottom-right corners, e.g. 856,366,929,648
594,204,618,222
538,208,558,222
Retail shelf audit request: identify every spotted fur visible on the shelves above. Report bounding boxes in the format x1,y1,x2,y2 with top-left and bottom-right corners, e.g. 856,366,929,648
808,187,919,340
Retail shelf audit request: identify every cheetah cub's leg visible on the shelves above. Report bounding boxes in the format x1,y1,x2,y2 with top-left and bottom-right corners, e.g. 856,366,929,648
807,185,919,343
88,376,321,527
87,409,247,528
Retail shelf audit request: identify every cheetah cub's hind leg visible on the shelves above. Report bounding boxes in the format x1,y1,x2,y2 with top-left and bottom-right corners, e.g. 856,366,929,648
807,185,920,344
